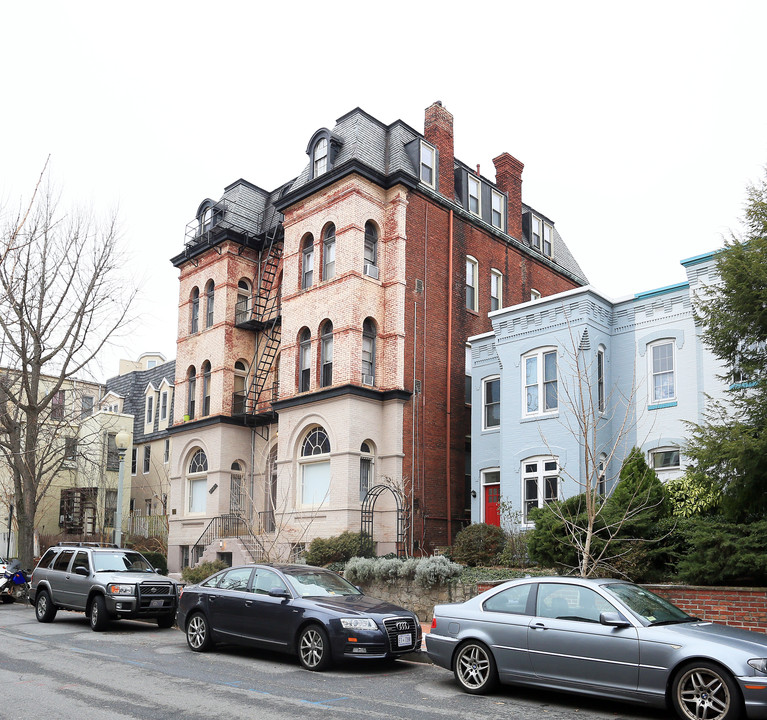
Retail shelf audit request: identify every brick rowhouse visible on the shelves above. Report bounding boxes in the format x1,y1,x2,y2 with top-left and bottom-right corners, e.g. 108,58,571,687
165,102,587,570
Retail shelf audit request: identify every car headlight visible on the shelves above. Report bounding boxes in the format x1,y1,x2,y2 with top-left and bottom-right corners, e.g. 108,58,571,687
107,584,135,596
748,659,767,674
340,618,378,631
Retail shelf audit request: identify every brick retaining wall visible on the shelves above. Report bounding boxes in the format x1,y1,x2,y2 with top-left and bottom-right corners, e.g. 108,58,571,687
371,579,767,632
643,585,767,634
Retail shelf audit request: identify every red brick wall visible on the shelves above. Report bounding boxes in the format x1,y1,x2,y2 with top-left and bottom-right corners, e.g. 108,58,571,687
404,192,579,552
474,581,767,634
645,585,767,634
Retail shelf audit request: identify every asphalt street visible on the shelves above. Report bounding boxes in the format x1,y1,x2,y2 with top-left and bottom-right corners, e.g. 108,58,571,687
0,602,673,720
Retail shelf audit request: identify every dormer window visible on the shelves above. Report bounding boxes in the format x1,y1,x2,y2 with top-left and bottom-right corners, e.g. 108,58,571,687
468,175,481,216
491,190,504,230
543,222,553,256
307,128,342,181
420,142,436,187
530,215,553,257
313,138,328,177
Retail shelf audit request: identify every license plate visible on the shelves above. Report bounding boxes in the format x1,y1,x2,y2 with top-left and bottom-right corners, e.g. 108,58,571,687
397,633,412,647
149,599,164,608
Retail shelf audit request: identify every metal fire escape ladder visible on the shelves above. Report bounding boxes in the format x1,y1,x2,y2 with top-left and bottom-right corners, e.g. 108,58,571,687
246,220,283,416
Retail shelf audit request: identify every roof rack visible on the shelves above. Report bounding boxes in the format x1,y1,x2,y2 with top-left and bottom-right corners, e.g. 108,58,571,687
56,541,119,548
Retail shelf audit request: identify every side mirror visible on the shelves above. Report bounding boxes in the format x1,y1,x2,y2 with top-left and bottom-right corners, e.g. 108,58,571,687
600,611,631,627
268,587,290,599
74,566,90,577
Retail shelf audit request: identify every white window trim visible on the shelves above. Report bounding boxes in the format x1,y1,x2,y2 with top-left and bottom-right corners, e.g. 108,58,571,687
543,221,553,257
145,395,154,425
490,269,503,312
522,456,559,524
187,475,207,514
482,375,500,431
480,468,501,523
491,189,504,230
531,216,542,251
530,288,541,301
468,174,481,217
648,339,676,405
420,141,436,188
466,255,478,312
523,347,558,417
597,347,606,413
650,446,681,471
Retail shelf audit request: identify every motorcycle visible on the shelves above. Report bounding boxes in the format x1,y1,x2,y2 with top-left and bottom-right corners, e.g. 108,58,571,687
0,559,30,604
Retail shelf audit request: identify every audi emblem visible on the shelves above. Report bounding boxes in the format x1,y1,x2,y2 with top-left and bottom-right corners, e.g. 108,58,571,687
396,621,409,631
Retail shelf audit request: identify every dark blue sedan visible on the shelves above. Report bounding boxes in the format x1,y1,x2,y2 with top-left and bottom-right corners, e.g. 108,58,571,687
176,563,421,670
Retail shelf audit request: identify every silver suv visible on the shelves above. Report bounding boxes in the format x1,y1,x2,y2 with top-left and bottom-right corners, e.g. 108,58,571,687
29,543,180,631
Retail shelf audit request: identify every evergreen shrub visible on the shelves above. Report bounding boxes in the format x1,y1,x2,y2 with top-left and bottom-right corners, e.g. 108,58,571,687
305,531,374,566
452,523,507,566
181,560,228,585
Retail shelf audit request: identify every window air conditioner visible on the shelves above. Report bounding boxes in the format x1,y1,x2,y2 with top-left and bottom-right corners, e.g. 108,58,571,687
364,263,379,280
362,374,374,386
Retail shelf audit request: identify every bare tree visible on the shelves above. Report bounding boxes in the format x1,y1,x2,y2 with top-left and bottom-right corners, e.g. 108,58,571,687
533,320,665,578
0,177,135,567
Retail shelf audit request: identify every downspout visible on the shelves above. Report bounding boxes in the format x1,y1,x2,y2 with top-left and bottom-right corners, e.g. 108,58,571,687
445,209,454,543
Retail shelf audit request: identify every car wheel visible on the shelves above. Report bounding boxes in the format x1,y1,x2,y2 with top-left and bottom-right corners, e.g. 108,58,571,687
89,595,109,632
454,640,498,695
297,625,332,671
186,613,213,652
35,589,57,623
672,661,742,720
156,613,175,629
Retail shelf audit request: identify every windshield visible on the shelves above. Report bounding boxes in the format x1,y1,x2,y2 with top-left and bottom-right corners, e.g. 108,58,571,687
283,569,362,597
92,551,154,573
604,583,694,626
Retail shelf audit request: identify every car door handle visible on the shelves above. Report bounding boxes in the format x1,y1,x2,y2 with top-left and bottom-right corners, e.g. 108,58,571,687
245,600,253,606
531,622,548,630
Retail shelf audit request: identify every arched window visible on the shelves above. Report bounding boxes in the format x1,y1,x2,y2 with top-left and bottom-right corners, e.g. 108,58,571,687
187,366,196,419
236,279,251,325
190,287,200,334
320,321,333,387
313,137,328,177
362,318,376,386
233,360,247,414
299,328,311,393
205,280,215,328
322,224,335,281
187,448,208,514
201,361,211,416
301,234,314,289
360,441,374,500
300,427,331,506
364,221,378,268
230,460,244,515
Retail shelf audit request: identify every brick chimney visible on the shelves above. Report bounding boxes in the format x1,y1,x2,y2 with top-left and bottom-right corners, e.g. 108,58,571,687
424,101,455,199
493,152,524,241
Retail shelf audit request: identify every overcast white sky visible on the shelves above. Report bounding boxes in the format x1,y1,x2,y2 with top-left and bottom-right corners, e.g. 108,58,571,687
2,1,765,380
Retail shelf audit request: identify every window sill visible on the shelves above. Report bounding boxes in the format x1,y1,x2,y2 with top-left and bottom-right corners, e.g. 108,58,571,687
730,381,757,390
521,412,559,423
481,426,501,433
466,308,479,316
648,401,677,411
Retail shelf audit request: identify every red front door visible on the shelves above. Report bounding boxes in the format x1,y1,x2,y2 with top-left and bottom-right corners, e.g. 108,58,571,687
484,484,500,526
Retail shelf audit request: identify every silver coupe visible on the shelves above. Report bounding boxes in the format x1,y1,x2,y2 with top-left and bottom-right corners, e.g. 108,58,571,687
425,576,767,720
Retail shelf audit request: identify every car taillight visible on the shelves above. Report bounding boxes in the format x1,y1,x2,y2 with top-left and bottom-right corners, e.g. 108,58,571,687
431,617,437,629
